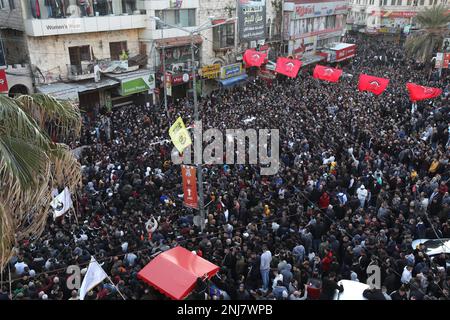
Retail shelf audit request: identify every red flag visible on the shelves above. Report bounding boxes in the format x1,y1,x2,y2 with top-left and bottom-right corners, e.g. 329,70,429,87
243,50,267,67
358,74,390,96
275,57,302,78
406,83,442,102
182,165,198,209
313,65,342,83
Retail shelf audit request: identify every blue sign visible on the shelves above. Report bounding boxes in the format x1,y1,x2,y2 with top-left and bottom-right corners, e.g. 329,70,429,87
220,63,243,79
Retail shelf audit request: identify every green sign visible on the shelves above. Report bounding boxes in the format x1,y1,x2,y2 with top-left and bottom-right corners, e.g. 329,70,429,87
120,74,155,96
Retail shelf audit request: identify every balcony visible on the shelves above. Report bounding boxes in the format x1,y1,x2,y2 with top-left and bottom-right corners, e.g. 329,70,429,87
24,0,146,37
67,63,95,81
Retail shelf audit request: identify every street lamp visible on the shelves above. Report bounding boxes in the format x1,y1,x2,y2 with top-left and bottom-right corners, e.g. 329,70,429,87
150,15,237,232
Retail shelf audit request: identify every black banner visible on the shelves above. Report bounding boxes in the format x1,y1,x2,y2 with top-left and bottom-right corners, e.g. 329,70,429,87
238,0,266,42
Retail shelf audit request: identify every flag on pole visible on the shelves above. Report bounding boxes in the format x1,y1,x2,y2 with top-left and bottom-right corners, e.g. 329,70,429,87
79,256,108,300
358,74,390,95
313,65,343,83
406,83,442,102
50,187,73,219
275,57,302,78
169,117,192,153
243,49,267,67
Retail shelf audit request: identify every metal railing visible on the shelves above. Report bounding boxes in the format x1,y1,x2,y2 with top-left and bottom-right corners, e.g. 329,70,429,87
67,63,94,78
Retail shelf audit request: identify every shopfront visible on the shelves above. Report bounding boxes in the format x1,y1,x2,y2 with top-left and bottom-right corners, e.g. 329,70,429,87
217,63,248,89
155,36,202,101
199,63,221,97
106,69,155,108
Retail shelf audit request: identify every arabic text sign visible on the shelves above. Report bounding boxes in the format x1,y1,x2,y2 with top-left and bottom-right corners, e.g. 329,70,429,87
238,0,266,41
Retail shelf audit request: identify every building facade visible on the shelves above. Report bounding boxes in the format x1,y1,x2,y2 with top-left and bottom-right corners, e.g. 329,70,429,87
283,0,348,65
346,0,449,35
1,0,155,109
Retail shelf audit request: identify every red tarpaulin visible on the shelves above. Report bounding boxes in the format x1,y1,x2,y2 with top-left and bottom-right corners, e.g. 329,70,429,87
137,246,219,300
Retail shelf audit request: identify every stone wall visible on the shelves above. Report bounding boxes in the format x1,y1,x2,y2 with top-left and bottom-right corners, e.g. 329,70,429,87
0,0,25,31
27,29,141,83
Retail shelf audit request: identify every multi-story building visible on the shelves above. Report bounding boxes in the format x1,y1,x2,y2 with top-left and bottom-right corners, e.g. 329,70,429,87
1,0,154,109
346,0,449,36
1,0,287,103
283,0,348,65
0,0,34,96
139,0,283,99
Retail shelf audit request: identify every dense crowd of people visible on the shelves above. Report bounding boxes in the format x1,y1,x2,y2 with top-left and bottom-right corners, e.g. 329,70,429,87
1,36,449,301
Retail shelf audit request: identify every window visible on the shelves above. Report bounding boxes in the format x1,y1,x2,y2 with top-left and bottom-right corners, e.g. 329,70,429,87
419,0,424,4
383,0,388,5
109,41,128,60
122,0,136,14
397,0,402,5
390,0,395,5
69,46,91,66
7,0,13,9
213,23,235,50
0,0,5,9
325,15,336,29
155,9,196,29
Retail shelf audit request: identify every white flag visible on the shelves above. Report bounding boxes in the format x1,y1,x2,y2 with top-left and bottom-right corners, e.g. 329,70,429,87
50,187,73,219
79,256,108,300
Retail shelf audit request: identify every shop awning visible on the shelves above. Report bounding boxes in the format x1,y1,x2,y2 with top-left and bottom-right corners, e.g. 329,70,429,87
105,69,155,96
77,78,119,93
36,78,120,101
154,35,203,49
217,74,248,87
137,246,219,300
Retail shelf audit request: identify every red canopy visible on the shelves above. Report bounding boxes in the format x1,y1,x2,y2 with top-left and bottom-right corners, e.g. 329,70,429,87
137,246,219,300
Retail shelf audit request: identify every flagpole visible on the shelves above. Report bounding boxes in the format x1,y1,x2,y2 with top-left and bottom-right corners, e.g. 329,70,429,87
105,275,126,300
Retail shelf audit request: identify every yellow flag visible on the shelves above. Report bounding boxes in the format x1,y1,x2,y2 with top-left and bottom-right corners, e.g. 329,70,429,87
169,116,192,153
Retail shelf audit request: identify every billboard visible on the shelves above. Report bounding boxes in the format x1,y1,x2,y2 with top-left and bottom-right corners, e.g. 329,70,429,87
238,0,266,42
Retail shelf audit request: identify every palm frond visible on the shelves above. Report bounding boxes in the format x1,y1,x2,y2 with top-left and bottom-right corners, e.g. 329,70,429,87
15,94,82,141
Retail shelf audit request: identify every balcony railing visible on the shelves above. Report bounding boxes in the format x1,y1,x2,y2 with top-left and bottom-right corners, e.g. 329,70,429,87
67,63,95,81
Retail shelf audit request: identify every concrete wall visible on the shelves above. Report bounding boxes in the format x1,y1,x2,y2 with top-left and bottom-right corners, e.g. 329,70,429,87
5,64,34,94
27,29,141,84
0,0,25,31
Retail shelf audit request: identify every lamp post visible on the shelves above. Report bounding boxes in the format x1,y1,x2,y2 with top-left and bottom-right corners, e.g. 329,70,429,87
150,16,236,231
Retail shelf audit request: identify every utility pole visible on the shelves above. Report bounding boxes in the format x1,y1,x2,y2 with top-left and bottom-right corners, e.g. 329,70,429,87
160,18,169,119
149,16,236,233
190,35,205,232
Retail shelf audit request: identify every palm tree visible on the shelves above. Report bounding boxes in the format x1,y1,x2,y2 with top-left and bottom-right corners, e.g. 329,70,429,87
0,93,81,269
405,4,450,63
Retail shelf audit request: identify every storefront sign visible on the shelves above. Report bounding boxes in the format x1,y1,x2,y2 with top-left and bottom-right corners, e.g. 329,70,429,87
165,73,172,96
172,73,195,85
293,2,347,19
200,64,221,79
220,63,243,79
335,45,356,61
238,0,266,41
0,69,8,92
120,73,155,96
371,10,417,18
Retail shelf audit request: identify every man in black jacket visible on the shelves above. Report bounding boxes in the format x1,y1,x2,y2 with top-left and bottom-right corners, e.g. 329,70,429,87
320,272,344,300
